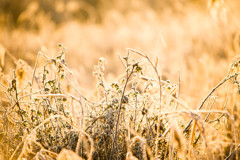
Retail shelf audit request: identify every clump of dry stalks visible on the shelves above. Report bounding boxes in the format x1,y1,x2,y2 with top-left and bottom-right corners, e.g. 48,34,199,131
0,44,239,160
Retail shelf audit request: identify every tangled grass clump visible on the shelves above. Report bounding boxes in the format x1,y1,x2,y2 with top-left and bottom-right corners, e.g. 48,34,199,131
0,44,240,160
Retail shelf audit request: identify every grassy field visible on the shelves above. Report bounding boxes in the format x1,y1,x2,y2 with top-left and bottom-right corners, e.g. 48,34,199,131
0,0,240,159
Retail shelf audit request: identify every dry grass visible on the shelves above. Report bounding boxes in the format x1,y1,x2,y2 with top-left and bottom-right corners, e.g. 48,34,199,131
0,44,239,159
0,0,240,159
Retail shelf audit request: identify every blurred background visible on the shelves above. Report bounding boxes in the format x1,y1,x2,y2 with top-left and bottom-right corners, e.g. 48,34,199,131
0,0,240,107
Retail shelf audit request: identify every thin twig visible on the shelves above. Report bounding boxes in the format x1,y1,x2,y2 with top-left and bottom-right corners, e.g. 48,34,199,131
183,73,240,132
225,145,240,160
110,66,134,159
30,52,41,97
127,48,163,156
